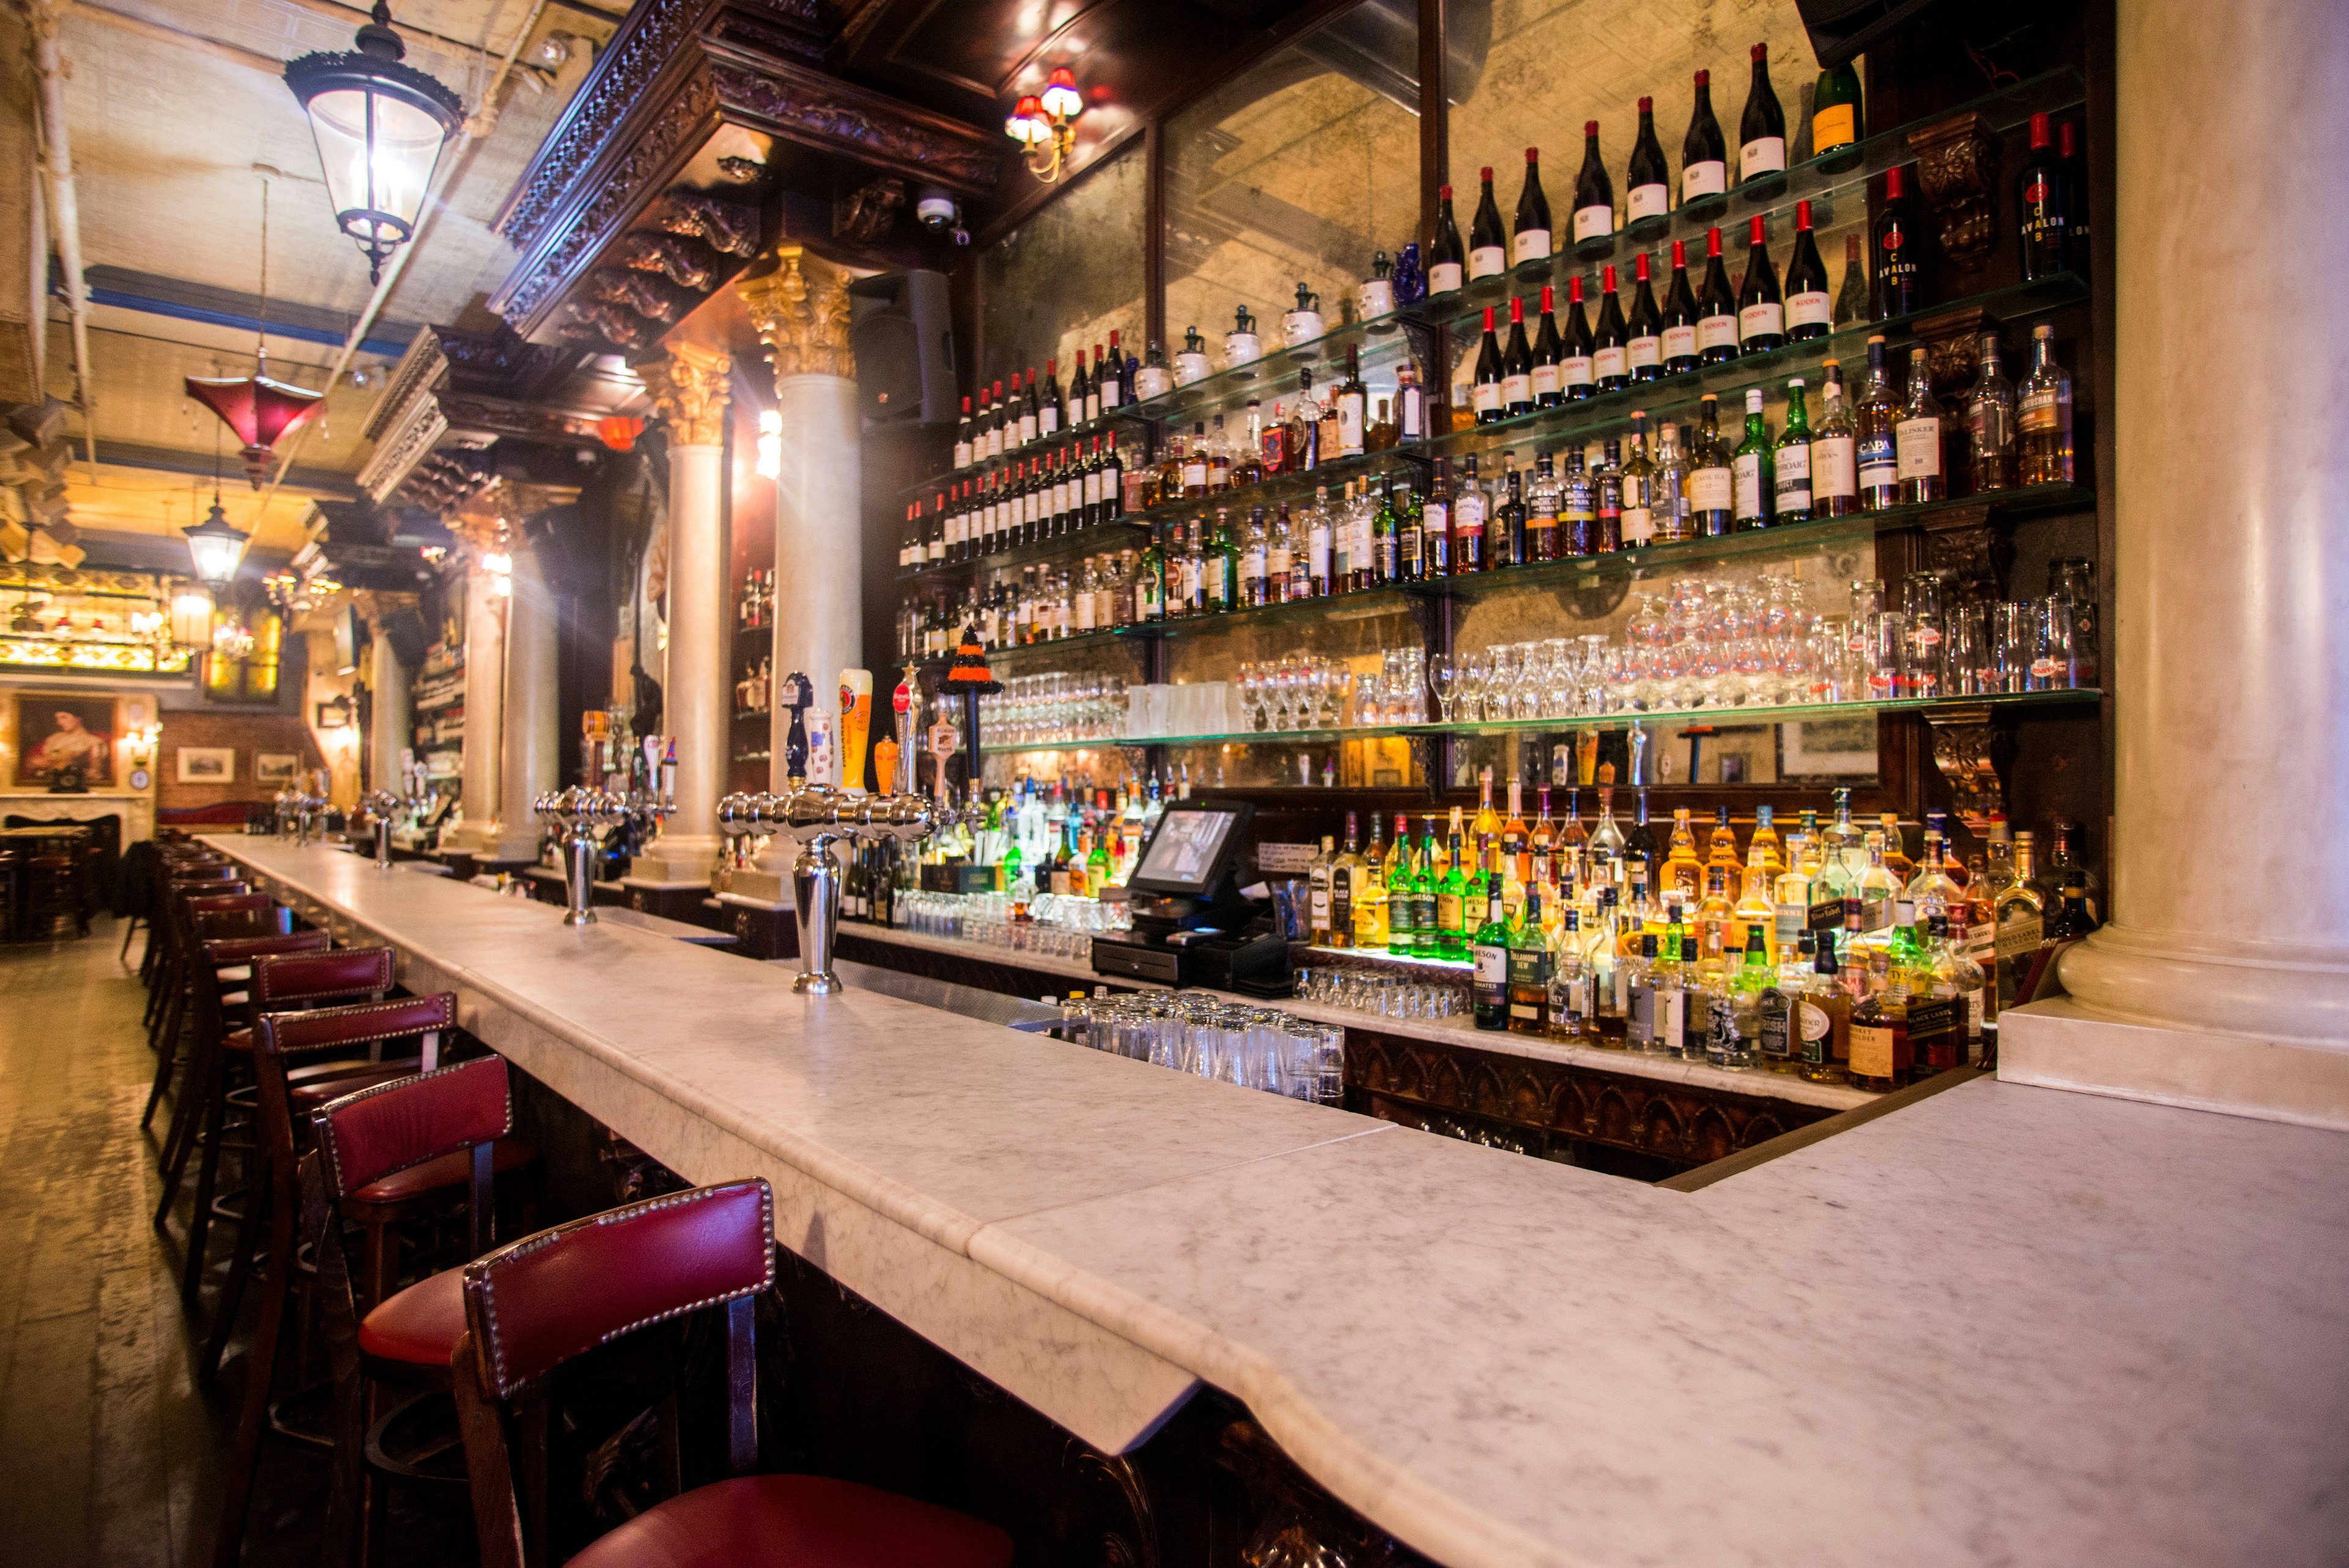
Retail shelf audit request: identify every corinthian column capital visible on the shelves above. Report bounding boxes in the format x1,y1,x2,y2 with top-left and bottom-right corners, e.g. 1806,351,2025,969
738,246,858,387
642,343,732,446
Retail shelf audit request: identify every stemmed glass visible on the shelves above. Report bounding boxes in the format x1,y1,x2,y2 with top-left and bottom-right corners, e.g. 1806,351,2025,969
1460,651,1493,723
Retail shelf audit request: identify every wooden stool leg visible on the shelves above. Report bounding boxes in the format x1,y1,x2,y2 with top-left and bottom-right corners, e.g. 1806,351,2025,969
201,1156,266,1380
209,1161,296,1568
140,1024,183,1131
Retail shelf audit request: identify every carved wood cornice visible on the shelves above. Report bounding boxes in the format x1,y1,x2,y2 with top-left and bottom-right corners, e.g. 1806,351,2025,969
640,343,733,446
703,54,998,194
737,247,857,384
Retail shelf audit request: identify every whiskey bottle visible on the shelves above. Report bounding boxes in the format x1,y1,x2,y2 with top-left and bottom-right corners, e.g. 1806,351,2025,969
1472,877,1511,1030
1812,361,1859,516
1895,345,1946,503
1968,330,2017,492
1774,377,1814,522
1855,336,1900,510
1508,882,1552,1036
2017,324,2075,485
1732,387,1775,529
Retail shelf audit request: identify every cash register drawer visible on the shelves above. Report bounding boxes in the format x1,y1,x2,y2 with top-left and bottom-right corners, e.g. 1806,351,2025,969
1090,932,1182,984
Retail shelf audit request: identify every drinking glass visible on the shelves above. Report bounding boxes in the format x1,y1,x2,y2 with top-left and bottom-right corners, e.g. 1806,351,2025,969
1991,601,2035,693
2030,595,2080,689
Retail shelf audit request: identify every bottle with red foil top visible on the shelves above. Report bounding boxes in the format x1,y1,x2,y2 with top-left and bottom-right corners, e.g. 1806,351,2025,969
1696,226,1740,363
1736,213,1785,352
1514,147,1554,266
1627,250,1664,379
1531,284,1565,406
1570,122,1612,248
1593,265,1631,390
1784,201,1832,340
1559,276,1595,399
1660,240,1701,374
2016,111,2069,281
1428,184,1466,295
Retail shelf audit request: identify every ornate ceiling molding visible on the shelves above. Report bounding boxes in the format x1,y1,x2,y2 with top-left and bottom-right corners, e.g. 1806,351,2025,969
704,55,998,193
640,344,733,447
738,247,857,384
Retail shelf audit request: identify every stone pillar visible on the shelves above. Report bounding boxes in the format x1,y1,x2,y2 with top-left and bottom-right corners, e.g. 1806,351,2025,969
447,564,505,852
2001,2,2349,1129
732,249,865,905
628,343,732,886
489,541,560,861
367,629,410,798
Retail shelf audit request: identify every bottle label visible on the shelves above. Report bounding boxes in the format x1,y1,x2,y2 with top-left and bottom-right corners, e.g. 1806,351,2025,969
1814,103,1857,150
1622,503,1653,544
1474,943,1507,991
1627,182,1670,221
1698,313,1738,351
1513,228,1553,264
1787,289,1831,329
1074,592,1095,631
1085,395,1101,423
1400,386,1425,439
1309,526,1331,580
1561,354,1594,390
1858,433,1897,490
1797,1000,1833,1064
1662,323,1699,362
1454,494,1485,539
1896,415,1943,479
1682,160,1727,201
1733,455,1767,521
1181,459,1208,491
1531,362,1562,397
1739,136,1787,178
1102,377,1123,409
1083,469,1102,507
1040,405,1060,436
1469,245,1507,280
1572,204,1612,243
1593,345,1628,382
1428,261,1463,295
1656,984,1685,1046
1338,394,1365,454
1472,381,1502,414
953,439,972,468
2019,387,2065,432
1774,442,1812,510
1689,466,1733,513
1437,891,1463,933
1738,301,1785,342
1629,333,1662,369
1497,371,1531,407
1850,1021,1896,1079
1814,433,1857,497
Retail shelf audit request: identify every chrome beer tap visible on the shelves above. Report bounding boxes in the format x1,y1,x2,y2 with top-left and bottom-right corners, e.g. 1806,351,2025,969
361,790,401,869
536,786,626,926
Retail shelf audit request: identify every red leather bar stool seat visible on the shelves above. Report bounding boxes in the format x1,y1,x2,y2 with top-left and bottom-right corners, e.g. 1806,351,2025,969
354,1266,467,1367
568,1474,1015,1568
344,1135,536,1206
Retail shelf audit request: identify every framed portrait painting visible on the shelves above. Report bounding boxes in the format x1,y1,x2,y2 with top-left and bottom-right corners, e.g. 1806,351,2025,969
12,693,116,789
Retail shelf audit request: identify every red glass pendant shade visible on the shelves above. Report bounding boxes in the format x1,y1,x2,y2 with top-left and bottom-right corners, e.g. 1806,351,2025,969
184,369,327,486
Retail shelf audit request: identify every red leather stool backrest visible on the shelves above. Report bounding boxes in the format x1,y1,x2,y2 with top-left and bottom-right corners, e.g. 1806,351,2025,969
188,891,273,917
461,1179,774,1399
168,862,239,882
310,1056,511,1198
252,946,396,1008
202,931,332,965
253,992,455,1063
194,906,292,942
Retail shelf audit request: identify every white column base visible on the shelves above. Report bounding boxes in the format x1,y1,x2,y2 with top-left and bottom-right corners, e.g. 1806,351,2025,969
727,840,795,904
628,835,721,888
2000,997,2349,1132
488,830,548,865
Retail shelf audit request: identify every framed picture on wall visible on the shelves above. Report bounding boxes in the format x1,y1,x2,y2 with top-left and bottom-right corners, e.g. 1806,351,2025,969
176,746,236,784
254,752,301,786
12,692,117,789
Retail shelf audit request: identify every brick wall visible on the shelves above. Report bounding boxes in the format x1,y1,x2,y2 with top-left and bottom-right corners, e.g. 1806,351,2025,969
158,710,322,812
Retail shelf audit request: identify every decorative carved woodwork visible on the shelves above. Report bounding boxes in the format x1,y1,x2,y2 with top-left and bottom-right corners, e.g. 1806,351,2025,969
707,58,998,193
737,247,858,384
1913,305,1991,399
1907,110,2000,271
619,231,719,290
568,298,658,351
833,175,906,245
1923,703,2011,831
588,267,698,324
645,190,763,258
640,343,733,446
1065,1440,1160,1568
1919,501,2010,603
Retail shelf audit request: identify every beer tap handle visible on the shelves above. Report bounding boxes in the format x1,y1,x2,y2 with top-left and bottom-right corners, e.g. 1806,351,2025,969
781,671,814,784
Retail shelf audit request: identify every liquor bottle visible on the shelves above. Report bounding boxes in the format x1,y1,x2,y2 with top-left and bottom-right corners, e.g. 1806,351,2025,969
1680,69,1728,211
1736,213,1784,351
1660,239,1701,374
1387,813,1418,956
1496,458,1526,567
1808,360,1858,517
1587,785,1628,885
1627,251,1664,379
1290,368,1323,469
1266,502,1294,603
1515,146,1554,266
1468,166,1508,280
1872,166,1923,319
1847,949,1906,1093
1967,330,2016,492
1472,305,1505,424
1595,437,1624,552
1732,387,1775,529
1354,814,1389,949
1695,863,1738,970
1307,834,1335,944
1453,454,1487,572
2060,121,2091,275
1784,201,1831,341
2017,324,2076,485
1811,58,1864,164
1335,343,1368,458
1627,96,1671,234
1524,452,1561,562
1570,123,1612,250
1559,277,1596,400
1100,430,1125,520
1239,506,1270,607
1896,345,1945,503
1428,184,1466,295
1562,448,1596,557
1421,459,1453,578
1307,489,1333,596
2017,111,2069,281
1696,227,1739,365
1773,377,1814,522
1689,394,1734,535
1661,806,1704,905
953,395,974,468
1738,43,1787,188
1619,413,1657,544
1994,830,2047,1011
1800,940,1852,1082
1550,909,1597,1042
1523,283,1561,406
1472,877,1511,1030
1501,296,1535,417
1417,817,1445,953
1592,266,1631,391
1855,336,1900,510
1652,420,1690,541
1835,232,1869,326
1508,882,1551,1036
1330,812,1361,948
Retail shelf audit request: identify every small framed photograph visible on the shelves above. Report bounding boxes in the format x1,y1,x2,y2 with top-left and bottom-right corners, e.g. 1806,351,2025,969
254,752,302,786
1780,716,1881,778
176,746,236,783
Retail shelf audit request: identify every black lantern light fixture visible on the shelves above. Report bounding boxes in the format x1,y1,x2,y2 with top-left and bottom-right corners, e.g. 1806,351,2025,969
283,2,466,282
182,500,251,587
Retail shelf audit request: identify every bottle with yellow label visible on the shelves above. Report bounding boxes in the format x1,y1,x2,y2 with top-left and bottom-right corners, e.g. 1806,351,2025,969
1353,814,1390,949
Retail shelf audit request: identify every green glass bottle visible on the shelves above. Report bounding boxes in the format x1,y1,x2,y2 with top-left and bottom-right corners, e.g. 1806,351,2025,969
1135,523,1167,622
1388,813,1418,956
1774,377,1815,523
1471,878,1511,1029
1207,507,1238,613
1810,59,1865,168
1731,386,1776,529
1507,882,1551,1035
1436,831,1470,959
1411,818,1442,957
1372,475,1400,585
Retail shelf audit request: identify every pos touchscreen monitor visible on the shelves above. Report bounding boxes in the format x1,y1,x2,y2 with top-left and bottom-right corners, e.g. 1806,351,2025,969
1128,801,1252,898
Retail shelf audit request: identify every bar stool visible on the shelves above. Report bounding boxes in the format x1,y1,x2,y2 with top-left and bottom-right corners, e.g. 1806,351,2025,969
149,881,261,1053
451,1180,1014,1568
26,849,80,939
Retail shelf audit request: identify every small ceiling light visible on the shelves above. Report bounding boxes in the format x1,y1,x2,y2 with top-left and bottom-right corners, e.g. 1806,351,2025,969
182,500,252,586
1039,66,1082,121
283,2,466,283
1004,69,1082,183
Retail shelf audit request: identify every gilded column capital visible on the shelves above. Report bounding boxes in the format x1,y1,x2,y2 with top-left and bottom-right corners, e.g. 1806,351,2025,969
642,343,733,446
738,246,858,387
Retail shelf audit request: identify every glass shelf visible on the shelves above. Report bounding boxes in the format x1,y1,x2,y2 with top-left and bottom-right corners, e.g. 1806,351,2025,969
980,689,2101,754
984,625,1156,661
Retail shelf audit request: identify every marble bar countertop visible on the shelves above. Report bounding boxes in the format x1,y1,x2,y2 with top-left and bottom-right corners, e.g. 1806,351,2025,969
205,837,2349,1568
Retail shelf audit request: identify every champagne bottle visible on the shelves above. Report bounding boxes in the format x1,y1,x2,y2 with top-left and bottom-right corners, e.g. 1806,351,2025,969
1627,251,1664,380
1592,265,1631,391
1469,166,1508,281
1735,213,1785,352
1627,95,1671,234
1531,283,1565,407
1660,239,1701,374
1696,226,1739,365
1738,42,1787,188
1871,166,1923,319
1514,147,1554,267
1429,184,1466,295
1811,58,1863,166
1681,69,1728,211
1690,393,1734,535
1784,199,1831,340
1472,306,1505,424
1571,122,1613,250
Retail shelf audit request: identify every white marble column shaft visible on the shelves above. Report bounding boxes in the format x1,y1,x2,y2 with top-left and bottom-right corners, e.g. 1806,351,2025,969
491,543,560,861
2005,0,2349,1127
451,566,505,850
632,439,729,882
367,632,410,797
770,371,864,791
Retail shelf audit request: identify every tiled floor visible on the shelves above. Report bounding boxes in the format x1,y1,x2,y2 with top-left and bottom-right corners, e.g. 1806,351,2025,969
0,920,464,1567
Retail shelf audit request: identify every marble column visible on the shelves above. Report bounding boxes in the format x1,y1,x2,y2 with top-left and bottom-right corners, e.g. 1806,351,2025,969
489,541,560,861
447,564,506,852
732,249,865,905
2001,1,2349,1129
367,629,410,798
628,343,732,886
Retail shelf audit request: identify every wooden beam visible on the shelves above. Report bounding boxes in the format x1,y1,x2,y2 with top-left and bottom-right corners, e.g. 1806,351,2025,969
67,2,281,75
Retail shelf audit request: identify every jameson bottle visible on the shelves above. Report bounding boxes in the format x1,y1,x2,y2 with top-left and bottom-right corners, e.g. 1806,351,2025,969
1472,878,1511,1030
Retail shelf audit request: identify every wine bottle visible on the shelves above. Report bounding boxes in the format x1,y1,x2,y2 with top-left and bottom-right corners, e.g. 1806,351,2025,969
1102,331,1125,409
1696,226,1739,365
1627,96,1671,234
1689,394,1734,535
1871,166,1922,319
1514,148,1554,267
1039,358,1063,437
953,395,974,469
1571,122,1613,250
1531,283,1565,407
1592,265,1631,391
1429,184,1466,295
1738,43,1787,189
1472,305,1505,423
1560,275,1596,400
1682,69,1728,211
1469,167,1508,281
2059,121,2091,277
1784,200,1831,340
1735,213,1785,352
1018,368,1039,445
1502,297,1535,417
1660,239,1701,374
1335,343,1368,458
1069,352,1092,428
2017,111,2069,281
1627,251,1664,381
1775,377,1814,522
1085,344,1104,421
1811,58,1863,167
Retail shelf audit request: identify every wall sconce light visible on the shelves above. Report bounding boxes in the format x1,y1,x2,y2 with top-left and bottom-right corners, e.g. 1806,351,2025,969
316,696,354,729
1006,65,1082,184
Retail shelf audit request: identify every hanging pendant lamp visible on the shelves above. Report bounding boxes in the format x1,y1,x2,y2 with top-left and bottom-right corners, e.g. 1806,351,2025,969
185,177,325,488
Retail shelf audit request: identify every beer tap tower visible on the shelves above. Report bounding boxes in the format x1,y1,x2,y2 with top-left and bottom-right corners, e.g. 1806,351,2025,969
360,790,401,869
535,787,628,926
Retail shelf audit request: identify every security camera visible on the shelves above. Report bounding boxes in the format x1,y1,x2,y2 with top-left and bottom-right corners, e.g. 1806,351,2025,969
916,191,968,245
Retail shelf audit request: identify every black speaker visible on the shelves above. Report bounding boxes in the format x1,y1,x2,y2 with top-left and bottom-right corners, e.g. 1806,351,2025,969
1792,0,1944,66
848,270,955,426
383,607,429,671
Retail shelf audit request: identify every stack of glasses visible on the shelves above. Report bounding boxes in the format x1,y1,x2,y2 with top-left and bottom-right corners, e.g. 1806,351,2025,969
1057,991,1346,1104
979,673,1131,745
896,889,1128,960
1294,967,1468,1022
